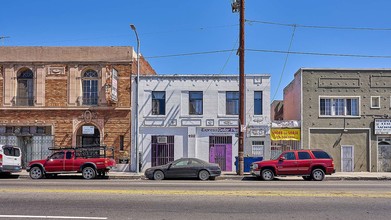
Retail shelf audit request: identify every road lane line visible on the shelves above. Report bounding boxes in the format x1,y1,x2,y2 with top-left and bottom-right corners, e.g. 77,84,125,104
1,188,391,198
0,215,107,219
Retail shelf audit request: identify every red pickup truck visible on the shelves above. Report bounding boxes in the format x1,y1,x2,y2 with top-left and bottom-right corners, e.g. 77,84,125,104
26,146,116,180
250,149,335,181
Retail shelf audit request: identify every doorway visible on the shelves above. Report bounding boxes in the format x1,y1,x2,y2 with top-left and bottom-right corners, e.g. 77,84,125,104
76,125,100,147
209,136,232,171
341,145,354,172
378,138,391,172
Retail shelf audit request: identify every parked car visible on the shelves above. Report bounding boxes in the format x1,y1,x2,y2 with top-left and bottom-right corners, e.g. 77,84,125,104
0,145,22,175
250,149,335,181
144,158,221,181
26,146,116,180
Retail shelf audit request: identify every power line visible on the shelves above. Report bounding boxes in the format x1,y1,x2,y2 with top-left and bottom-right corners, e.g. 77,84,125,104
272,25,296,102
245,19,391,31
145,48,391,59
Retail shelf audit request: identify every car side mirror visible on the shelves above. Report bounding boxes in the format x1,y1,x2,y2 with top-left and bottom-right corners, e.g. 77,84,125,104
279,157,286,161
46,156,50,161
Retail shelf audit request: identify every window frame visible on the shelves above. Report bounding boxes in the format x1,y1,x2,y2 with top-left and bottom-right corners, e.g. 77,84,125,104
16,69,35,106
319,96,360,117
254,91,263,115
370,96,381,109
226,91,239,115
189,91,203,115
152,91,166,115
82,69,99,106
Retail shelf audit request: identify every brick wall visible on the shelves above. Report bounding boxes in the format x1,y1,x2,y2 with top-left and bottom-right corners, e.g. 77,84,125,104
0,110,131,162
45,79,68,107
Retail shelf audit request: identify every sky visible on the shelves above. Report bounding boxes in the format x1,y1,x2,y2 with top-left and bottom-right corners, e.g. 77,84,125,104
1,0,391,101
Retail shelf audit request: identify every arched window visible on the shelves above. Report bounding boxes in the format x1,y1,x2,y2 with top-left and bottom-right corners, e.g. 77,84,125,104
17,69,34,106
82,70,98,105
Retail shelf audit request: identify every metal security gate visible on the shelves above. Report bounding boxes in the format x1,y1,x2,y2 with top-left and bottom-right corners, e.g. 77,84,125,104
209,136,232,171
151,136,174,166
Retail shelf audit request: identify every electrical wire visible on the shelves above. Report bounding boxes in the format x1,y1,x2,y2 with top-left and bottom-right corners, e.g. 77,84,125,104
246,19,391,31
145,48,391,59
271,25,296,101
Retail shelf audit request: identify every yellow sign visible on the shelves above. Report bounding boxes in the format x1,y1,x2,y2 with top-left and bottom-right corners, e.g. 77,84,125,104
271,129,300,141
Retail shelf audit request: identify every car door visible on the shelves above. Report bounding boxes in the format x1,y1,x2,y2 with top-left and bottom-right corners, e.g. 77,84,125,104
165,159,191,178
276,152,298,175
44,152,65,172
297,151,312,175
63,151,74,171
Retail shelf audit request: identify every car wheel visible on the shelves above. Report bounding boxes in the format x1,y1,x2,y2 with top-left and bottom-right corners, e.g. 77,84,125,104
82,167,96,180
311,169,325,181
153,170,165,180
261,169,274,181
302,176,312,181
29,166,44,179
198,170,210,181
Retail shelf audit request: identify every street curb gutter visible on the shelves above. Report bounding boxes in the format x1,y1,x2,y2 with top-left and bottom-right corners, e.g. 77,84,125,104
13,174,391,181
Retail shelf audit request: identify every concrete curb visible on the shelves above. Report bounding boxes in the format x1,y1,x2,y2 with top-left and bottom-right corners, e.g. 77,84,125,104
11,174,391,181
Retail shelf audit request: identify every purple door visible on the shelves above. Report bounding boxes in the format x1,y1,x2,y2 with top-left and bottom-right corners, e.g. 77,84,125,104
209,136,232,171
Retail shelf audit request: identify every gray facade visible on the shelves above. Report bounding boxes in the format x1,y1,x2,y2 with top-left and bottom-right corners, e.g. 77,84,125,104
284,68,391,172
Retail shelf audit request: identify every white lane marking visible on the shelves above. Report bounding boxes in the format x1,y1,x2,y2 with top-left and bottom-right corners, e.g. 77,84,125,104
0,215,107,219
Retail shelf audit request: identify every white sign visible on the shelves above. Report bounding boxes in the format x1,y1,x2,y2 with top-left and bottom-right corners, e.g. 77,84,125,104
111,69,118,102
374,119,391,135
82,126,95,135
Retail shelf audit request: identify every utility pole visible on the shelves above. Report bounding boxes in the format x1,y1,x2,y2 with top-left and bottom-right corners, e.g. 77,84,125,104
231,0,245,175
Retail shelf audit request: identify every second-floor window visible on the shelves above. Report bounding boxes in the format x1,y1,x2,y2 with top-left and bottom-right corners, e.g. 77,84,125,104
82,70,98,106
254,91,263,115
226,91,239,115
17,69,34,106
189,91,203,115
320,97,359,116
152,91,166,115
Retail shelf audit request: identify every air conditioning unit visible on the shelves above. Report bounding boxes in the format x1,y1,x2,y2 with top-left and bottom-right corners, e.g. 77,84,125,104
157,136,167,144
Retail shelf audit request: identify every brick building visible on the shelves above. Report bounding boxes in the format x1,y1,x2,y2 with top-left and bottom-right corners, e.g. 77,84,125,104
0,46,155,168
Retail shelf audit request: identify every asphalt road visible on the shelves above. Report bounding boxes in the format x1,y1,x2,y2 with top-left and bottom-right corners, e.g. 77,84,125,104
0,178,390,220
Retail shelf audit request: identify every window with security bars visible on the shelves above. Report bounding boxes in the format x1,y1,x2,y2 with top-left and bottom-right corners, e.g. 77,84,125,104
82,70,99,106
252,141,264,157
151,136,174,166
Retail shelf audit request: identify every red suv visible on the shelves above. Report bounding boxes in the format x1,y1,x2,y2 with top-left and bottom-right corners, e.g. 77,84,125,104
250,149,335,181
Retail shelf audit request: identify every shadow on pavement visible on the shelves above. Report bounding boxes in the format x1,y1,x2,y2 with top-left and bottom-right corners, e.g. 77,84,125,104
0,173,20,179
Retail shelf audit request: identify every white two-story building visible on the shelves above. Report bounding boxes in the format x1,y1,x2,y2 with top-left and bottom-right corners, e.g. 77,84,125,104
131,74,271,172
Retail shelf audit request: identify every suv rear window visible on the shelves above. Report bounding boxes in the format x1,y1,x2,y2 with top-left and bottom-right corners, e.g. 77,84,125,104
312,151,331,159
2,146,21,157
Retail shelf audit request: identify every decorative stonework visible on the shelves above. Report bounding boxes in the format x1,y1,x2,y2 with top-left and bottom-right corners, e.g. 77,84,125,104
47,66,66,76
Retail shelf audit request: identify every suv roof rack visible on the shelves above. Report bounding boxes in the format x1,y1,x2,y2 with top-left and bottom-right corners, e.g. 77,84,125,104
48,145,110,151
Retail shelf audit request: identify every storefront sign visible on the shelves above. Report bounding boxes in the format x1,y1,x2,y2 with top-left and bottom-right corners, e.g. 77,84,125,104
199,127,238,135
82,126,95,135
374,119,391,135
271,129,300,141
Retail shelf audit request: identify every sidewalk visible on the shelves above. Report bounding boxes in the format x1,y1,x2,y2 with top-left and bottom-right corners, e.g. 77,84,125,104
12,170,391,180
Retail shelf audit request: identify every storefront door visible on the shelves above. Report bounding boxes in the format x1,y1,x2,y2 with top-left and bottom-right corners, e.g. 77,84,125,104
341,145,354,172
378,138,391,172
209,136,232,171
